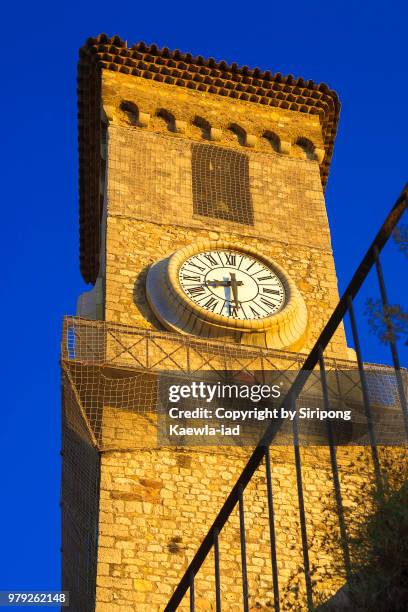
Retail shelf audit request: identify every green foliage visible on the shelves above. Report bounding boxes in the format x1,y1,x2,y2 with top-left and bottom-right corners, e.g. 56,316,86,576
365,299,408,346
345,482,408,610
316,480,408,611
393,224,408,257
364,223,408,347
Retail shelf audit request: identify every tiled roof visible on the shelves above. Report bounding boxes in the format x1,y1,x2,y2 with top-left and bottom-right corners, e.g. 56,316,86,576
78,34,340,284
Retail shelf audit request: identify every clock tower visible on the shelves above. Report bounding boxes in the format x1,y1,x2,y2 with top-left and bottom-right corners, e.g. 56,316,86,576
62,34,356,611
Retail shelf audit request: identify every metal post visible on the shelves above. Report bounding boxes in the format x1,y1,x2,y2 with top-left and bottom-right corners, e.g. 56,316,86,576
291,394,313,610
373,245,408,438
214,527,221,612
318,347,351,579
347,295,383,491
238,484,249,612
265,446,280,612
189,570,195,612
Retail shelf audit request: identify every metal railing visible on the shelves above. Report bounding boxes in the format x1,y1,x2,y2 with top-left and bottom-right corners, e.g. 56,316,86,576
164,185,408,611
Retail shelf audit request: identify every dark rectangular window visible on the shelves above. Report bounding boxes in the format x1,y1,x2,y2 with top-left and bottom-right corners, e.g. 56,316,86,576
191,143,254,225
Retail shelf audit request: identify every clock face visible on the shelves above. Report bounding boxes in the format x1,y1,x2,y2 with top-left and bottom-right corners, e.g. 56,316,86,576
146,240,307,347
178,249,286,320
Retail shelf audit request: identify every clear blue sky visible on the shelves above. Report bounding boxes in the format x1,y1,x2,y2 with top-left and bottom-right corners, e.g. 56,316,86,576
0,0,407,599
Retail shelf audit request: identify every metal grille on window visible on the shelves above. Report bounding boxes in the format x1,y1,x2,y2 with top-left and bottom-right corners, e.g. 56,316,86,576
191,143,254,225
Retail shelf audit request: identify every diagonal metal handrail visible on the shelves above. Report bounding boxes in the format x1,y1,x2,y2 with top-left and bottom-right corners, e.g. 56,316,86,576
164,184,408,611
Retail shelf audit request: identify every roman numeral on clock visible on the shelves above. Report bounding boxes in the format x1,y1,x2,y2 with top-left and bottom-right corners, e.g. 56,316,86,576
182,274,201,282
262,287,281,295
260,296,279,309
249,305,260,317
203,254,218,266
228,302,241,316
187,286,206,297
224,253,236,266
258,274,275,281
189,261,206,272
202,297,219,311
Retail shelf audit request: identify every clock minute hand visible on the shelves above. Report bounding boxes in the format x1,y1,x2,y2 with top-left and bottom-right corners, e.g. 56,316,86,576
230,273,240,309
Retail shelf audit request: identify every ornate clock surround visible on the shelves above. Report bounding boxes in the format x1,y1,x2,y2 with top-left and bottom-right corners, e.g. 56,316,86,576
146,240,308,350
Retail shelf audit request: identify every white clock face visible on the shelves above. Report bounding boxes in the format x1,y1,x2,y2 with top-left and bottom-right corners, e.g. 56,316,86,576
178,249,286,320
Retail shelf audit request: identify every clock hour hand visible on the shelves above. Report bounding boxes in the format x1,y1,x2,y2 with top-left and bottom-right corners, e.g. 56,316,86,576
205,279,230,287
205,279,244,288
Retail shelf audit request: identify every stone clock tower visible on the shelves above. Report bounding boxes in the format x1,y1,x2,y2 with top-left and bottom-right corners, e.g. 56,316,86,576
61,34,357,611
